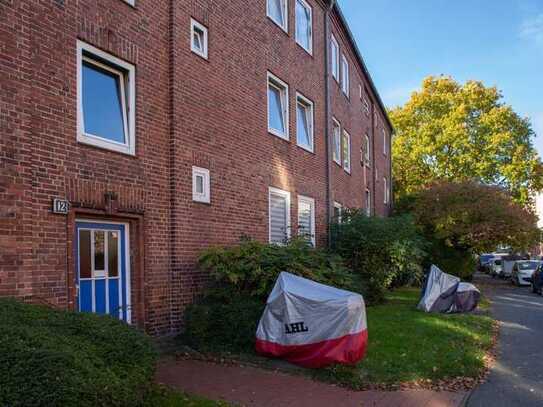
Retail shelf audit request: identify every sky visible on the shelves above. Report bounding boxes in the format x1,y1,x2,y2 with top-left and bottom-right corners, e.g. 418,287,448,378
337,0,543,154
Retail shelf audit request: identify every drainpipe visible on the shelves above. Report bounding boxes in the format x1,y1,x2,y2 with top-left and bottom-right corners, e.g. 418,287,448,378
371,105,376,216
324,0,335,247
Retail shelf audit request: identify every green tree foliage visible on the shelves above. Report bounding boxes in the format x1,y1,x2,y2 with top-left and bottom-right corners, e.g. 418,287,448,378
410,181,540,278
331,212,428,304
390,76,543,204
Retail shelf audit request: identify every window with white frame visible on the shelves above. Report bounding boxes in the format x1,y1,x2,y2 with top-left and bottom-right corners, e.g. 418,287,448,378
298,195,315,245
267,72,289,140
190,18,208,59
341,54,349,96
77,40,135,156
192,166,210,203
332,118,341,164
295,0,312,54
267,0,288,32
359,84,363,100
384,177,389,204
363,96,370,116
269,187,291,244
333,201,343,223
364,133,370,165
296,93,314,152
342,130,351,173
331,35,339,82
365,189,371,216
383,128,387,155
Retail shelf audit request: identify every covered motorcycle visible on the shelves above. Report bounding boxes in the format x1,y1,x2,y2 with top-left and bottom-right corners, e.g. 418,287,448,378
255,272,367,368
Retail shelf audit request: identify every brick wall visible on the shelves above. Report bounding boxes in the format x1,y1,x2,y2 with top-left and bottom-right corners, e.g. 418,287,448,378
0,0,392,335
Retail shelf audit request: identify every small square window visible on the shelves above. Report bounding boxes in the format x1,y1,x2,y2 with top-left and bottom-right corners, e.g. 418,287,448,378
331,35,340,82
267,0,288,32
296,93,314,152
295,0,312,54
191,19,208,59
341,54,349,97
77,41,135,156
342,130,351,173
332,118,341,165
192,166,210,204
267,72,289,140
298,195,315,246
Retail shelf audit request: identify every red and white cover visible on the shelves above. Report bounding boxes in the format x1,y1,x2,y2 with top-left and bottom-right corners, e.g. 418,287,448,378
255,272,368,368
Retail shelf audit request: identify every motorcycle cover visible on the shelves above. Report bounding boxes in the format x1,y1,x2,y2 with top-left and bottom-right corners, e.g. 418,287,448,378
255,272,367,368
418,265,460,313
449,282,481,313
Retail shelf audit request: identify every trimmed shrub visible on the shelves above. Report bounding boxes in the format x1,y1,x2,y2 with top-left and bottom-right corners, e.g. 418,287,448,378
331,212,428,304
0,298,156,407
198,237,353,301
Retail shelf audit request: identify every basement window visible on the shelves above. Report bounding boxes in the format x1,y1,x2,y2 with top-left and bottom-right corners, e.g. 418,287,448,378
77,40,135,155
191,18,208,59
192,166,210,204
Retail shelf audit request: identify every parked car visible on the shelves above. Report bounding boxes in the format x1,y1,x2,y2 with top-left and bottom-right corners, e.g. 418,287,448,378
511,260,540,286
500,254,530,279
489,258,503,278
531,264,543,295
477,254,495,273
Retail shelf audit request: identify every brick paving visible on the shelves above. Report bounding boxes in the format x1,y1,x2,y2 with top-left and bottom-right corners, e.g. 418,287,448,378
156,359,467,407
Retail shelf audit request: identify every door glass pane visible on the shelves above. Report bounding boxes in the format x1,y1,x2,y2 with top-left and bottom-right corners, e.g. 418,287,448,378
94,230,105,271
82,60,126,144
108,231,119,277
268,84,285,134
79,230,91,279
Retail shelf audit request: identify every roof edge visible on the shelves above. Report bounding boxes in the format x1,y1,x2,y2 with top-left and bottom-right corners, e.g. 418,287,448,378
332,2,395,133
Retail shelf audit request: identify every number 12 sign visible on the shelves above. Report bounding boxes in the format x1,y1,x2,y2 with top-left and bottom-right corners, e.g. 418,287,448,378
52,199,70,215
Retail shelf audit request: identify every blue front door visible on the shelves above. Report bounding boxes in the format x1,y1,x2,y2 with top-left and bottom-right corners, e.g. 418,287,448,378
75,221,130,322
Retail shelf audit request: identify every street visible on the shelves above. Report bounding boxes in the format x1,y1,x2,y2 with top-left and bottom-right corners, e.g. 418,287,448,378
468,273,543,406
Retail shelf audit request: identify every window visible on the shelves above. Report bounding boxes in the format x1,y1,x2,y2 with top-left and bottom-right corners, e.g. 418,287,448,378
122,0,135,6
192,166,210,203
342,130,351,173
298,195,315,245
341,54,349,97
296,93,314,152
333,201,343,223
267,0,288,32
267,72,289,140
332,118,341,164
363,96,370,116
77,41,135,155
384,177,389,204
383,128,387,155
364,134,370,165
365,190,371,216
295,0,312,54
331,35,339,81
359,84,363,100
269,187,291,244
191,19,208,59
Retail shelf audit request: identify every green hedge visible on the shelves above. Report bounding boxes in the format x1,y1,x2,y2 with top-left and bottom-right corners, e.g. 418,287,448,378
0,298,156,407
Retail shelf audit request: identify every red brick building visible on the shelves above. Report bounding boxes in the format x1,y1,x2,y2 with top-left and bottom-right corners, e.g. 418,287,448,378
0,0,393,335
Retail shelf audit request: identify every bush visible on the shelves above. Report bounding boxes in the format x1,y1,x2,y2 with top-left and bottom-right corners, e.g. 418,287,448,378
331,212,428,304
198,237,353,301
427,239,477,281
0,298,156,407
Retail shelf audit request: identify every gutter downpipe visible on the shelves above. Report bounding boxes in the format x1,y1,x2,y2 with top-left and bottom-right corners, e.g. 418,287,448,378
325,0,335,247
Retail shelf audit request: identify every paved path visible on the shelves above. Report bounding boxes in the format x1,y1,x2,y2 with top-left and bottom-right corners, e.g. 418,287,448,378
156,359,466,406
468,273,543,407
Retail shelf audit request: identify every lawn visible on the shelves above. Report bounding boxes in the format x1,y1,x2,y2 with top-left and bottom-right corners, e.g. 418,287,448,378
145,385,231,407
313,288,495,389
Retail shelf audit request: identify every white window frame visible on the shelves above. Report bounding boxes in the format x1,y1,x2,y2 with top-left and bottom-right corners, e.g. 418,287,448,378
364,133,371,166
190,18,208,60
267,0,288,33
332,118,341,165
333,201,343,223
363,97,370,116
192,166,210,204
298,195,316,246
122,0,135,6
295,0,313,54
341,54,349,97
296,92,314,152
331,35,340,82
384,177,389,204
343,130,351,174
269,187,291,244
267,72,290,140
77,41,136,156
365,189,371,216
383,128,387,155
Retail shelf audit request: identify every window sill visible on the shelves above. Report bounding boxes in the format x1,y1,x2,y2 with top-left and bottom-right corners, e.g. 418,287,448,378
267,16,289,35
297,143,315,155
269,129,290,142
191,48,209,61
296,41,313,57
77,133,135,156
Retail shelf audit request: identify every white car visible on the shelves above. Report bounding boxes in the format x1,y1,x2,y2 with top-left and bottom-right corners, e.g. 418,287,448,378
511,261,541,286
489,258,503,278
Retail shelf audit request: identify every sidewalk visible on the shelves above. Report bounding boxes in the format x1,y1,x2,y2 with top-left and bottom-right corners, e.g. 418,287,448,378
156,359,467,407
